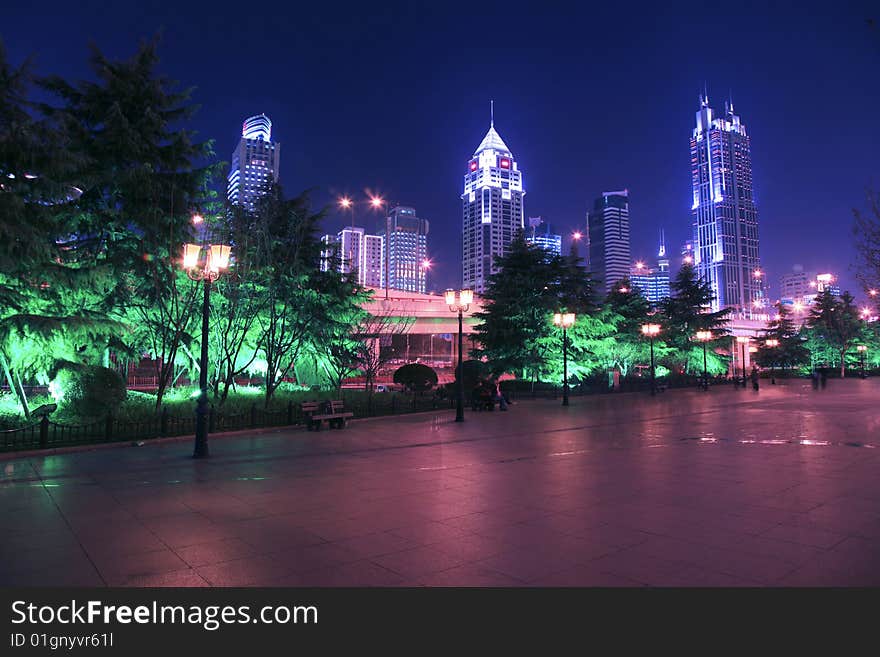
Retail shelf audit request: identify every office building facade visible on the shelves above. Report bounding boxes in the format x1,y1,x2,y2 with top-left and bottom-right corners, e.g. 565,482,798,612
587,190,631,293
381,206,429,293
690,96,763,315
227,114,281,211
462,118,525,293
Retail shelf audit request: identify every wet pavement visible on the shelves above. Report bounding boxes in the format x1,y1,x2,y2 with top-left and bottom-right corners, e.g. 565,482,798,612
1,378,879,587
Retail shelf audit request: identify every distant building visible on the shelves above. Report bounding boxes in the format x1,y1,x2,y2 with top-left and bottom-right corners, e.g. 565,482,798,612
227,114,281,211
462,111,525,293
690,95,763,316
587,190,631,293
525,217,562,257
381,206,429,293
780,267,840,307
321,227,384,288
631,232,671,304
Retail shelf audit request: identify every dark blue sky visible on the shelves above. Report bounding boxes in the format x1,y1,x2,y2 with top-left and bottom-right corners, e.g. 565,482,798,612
5,0,878,299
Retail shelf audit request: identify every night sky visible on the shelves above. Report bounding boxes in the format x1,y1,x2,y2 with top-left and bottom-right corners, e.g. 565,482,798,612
5,1,878,299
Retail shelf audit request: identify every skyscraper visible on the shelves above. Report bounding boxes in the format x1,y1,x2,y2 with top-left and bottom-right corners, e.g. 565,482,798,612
227,114,281,211
690,95,763,315
462,110,525,293
631,232,671,305
381,206,429,293
587,190,631,293
526,217,562,257
320,227,384,288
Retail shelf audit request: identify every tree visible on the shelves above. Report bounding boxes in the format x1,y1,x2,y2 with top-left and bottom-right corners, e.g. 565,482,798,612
0,41,126,416
350,302,412,392
471,235,559,379
37,39,219,409
755,302,808,372
660,264,730,374
806,289,862,377
853,189,880,307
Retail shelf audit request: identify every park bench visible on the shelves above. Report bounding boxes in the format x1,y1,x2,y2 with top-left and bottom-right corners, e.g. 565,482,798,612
301,400,353,431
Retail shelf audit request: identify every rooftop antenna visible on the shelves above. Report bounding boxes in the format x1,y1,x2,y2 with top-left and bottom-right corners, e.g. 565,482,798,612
658,229,666,258
490,99,494,128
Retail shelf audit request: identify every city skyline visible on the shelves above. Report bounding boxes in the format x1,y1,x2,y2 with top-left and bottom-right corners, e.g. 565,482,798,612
6,2,877,302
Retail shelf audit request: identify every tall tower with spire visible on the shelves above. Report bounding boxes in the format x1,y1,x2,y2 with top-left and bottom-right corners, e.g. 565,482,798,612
690,93,763,316
461,105,525,293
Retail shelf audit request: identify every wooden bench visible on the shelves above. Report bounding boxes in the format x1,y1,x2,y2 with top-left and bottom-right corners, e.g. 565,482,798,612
301,400,353,431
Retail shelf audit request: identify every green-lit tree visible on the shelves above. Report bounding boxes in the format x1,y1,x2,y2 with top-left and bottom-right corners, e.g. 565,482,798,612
660,264,730,374
472,235,560,380
0,41,126,416
805,289,863,377
755,302,808,373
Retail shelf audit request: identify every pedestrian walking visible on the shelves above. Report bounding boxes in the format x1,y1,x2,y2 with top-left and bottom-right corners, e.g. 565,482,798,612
750,365,760,391
820,365,828,389
811,368,819,390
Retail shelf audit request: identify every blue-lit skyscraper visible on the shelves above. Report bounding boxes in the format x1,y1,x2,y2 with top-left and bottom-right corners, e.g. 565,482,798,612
587,190,631,293
690,96,763,315
227,114,281,211
462,112,525,293
631,232,671,305
526,217,562,257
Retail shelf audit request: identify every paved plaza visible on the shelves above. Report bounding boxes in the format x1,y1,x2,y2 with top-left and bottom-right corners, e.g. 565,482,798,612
1,379,879,587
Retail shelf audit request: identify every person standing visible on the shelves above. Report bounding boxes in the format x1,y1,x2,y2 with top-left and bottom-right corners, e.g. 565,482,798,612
750,365,760,391
820,364,828,390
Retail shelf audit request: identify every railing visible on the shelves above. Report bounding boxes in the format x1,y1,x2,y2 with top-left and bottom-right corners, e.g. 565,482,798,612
0,392,457,453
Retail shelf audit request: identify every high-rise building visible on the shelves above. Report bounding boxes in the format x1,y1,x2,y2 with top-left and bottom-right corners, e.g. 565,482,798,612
380,206,429,293
587,190,631,293
227,114,281,211
780,267,840,307
320,227,384,288
462,113,525,293
690,95,763,315
631,232,671,305
526,217,562,257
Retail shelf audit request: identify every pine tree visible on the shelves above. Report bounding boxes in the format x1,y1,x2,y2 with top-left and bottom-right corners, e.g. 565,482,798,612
471,234,558,379
806,289,863,377
660,263,730,374
756,302,808,372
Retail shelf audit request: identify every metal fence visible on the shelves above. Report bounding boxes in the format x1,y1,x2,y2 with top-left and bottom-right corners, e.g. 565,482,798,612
0,393,457,453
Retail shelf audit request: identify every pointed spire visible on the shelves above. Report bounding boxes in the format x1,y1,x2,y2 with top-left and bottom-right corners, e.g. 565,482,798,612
490,99,494,127
658,229,666,258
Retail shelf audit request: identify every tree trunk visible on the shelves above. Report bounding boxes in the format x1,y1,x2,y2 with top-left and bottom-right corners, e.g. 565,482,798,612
0,349,29,418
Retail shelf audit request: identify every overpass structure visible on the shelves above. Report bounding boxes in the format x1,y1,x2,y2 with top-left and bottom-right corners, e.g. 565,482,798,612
360,287,771,378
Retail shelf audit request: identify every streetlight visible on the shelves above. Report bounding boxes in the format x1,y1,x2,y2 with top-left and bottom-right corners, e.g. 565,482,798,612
857,345,868,379
765,338,779,384
735,336,749,388
641,323,661,396
695,330,713,391
553,313,576,406
446,288,473,422
182,240,232,458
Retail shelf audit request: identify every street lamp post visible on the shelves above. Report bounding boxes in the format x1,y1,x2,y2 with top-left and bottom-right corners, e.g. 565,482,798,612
857,345,867,379
695,331,712,391
641,323,661,396
765,338,779,384
736,336,749,388
182,241,231,459
553,313,576,406
446,288,473,422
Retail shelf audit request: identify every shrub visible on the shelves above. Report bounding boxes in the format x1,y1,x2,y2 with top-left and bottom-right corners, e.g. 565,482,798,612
50,361,126,417
393,363,438,392
455,359,487,389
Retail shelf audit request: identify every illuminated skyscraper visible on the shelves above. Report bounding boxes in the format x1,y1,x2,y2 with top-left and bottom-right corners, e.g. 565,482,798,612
380,206,429,293
462,109,525,293
227,114,281,210
587,190,631,293
631,231,671,305
690,96,763,315
320,227,384,288
526,217,562,257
